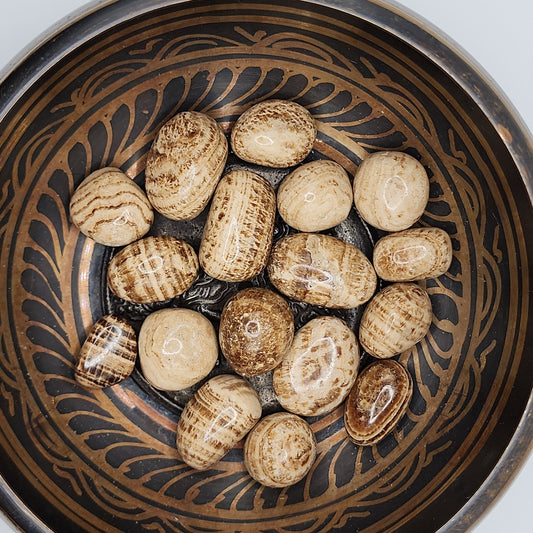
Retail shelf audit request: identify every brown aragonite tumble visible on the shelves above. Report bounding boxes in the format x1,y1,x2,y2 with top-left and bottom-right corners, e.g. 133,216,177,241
358,282,432,359
199,170,276,282
273,316,360,417
372,226,453,281
353,151,429,232
244,412,317,488
145,111,228,220
69,167,153,247
277,159,353,232
230,99,316,168
344,359,413,446
219,288,294,377
267,232,377,309
75,314,137,389
107,235,199,304
176,374,262,471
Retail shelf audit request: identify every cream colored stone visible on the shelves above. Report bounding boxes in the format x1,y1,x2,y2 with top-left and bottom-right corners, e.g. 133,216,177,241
69,167,153,246
138,308,218,391
244,412,316,487
273,316,360,417
277,159,353,232
231,99,316,168
353,151,429,231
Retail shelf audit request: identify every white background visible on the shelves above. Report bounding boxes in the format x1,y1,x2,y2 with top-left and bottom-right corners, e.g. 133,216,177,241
0,1,531,532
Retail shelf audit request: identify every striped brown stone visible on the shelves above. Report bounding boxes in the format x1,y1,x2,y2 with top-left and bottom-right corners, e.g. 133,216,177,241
145,111,228,220
176,374,262,471
199,170,276,282
107,235,199,303
344,359,413,446
75,314,137,389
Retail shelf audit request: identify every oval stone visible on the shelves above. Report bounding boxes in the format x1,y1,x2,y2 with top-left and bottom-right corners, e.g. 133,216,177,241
231,99,316,168
344,359,413,445
219,288,294,377
277,159,353,232
267,232,377,309
107,235,199,304
176,374,262,471
145,111,228,220
199,170,276,282
353,151,429,231
70,167,153,247
244,412,317,487
373,226,453,281
75,314,137,389
138,308,218,391
273,316,360,416
358,282,432,358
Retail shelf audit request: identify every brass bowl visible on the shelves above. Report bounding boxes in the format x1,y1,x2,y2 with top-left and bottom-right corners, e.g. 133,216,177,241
0,1,531,531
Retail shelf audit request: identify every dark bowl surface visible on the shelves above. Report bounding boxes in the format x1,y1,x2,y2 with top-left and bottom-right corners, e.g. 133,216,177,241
0,1,532,532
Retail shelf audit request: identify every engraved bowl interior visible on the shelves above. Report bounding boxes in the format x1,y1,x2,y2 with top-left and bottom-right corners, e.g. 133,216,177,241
0,0,532,532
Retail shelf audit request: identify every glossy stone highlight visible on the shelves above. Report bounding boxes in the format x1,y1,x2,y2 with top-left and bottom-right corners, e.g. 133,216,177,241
231,99,316,167
107,235,199,303
267,232,377,308
138,308,218,391
373,226,453,281
176,375,262,471
277,159,353,232
219,288,294,377
244,412,317,487
75,314,137,389
353,151,429,231
70,167,153,246
273,316,360,416
199,170,276,282
359,283,432,358
145,111,228,220
344,359,413,445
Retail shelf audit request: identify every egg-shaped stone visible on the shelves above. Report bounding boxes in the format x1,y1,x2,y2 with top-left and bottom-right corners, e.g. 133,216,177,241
344,359,413,446
75,314,137,389
199,170,276,282
231,99,316,167
244,412,317,487
353,151,429,231
267,233,377,308
176,374,262,470
277,159,353,232
69,167,153,246
107,235,199,304
138,308,218,391
273,316,360,416
373,227,453,281
145,111,228,220
219,288,294,377
359,283,432,358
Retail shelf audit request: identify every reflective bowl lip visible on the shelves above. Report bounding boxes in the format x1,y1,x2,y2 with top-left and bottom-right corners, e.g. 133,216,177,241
0,1,531,532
